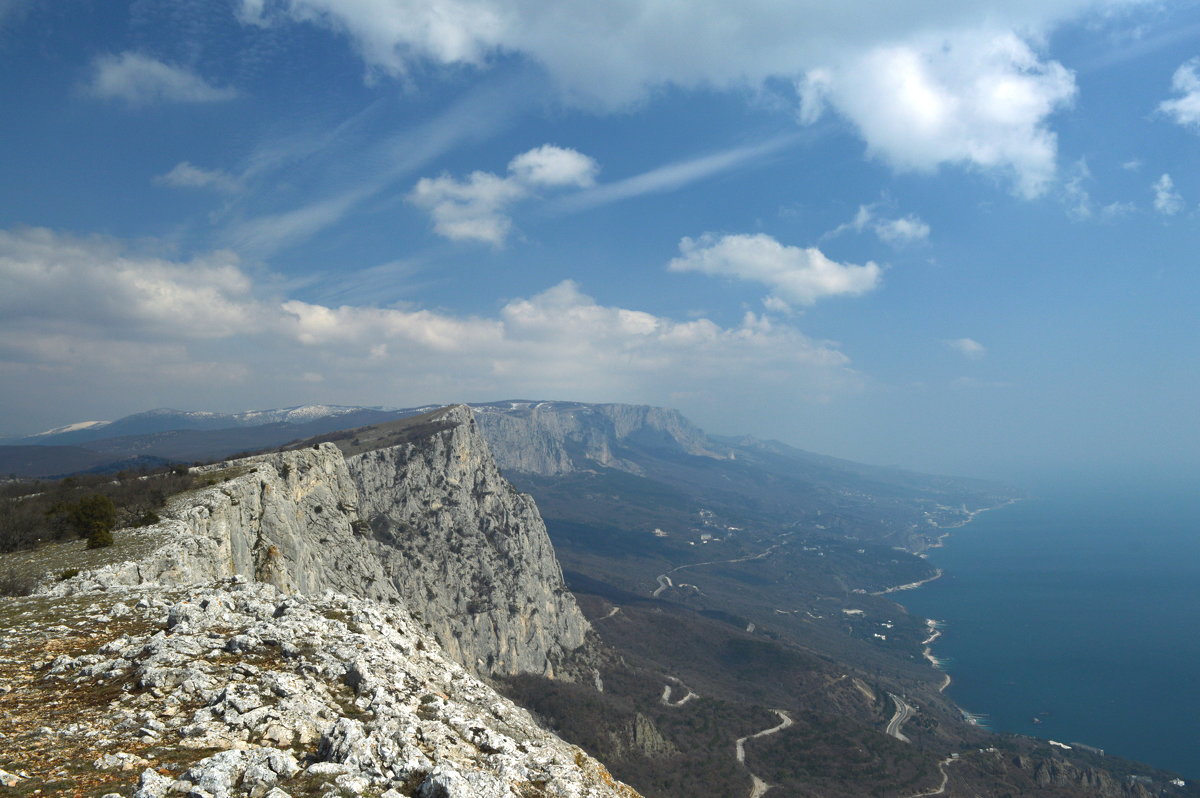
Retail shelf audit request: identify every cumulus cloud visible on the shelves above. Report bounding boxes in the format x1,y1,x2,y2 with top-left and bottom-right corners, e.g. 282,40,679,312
409,144,598,245
0,227,262,340
87,52,237,106
947,338,986,359
669,233,881,308
279,280,856,401
155,162,241,193
1153,173,1183,215
507,144,598,187
238,1,1113,195
0,227,861,426
800,32,1075,197
409,171,527,246
1159,58,1200,129
829,204,930,245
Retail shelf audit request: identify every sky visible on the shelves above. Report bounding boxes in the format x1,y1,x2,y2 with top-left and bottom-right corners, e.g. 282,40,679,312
1,0,1199,480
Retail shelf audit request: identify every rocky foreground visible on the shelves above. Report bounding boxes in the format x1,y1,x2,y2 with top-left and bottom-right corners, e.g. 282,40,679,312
0,578,636,798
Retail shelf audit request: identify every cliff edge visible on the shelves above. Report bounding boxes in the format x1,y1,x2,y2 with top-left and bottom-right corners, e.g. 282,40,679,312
47,405,589,680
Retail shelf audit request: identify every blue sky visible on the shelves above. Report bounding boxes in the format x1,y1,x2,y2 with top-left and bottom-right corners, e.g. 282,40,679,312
2,0,1199,479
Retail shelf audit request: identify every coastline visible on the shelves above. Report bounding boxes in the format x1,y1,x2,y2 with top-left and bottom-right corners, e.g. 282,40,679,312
870,567,943,596
921,619,951,693
888,484,1200,776
885,498,1021,698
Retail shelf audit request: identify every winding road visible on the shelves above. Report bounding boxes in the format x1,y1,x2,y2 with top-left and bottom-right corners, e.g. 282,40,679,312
885,693,913,743
660,676,699,707
735,709,794,798
905,756,960,797
651,534,793,599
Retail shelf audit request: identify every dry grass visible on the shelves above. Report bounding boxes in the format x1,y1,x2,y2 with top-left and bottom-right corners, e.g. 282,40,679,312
0,527,168,593
0,610,160,797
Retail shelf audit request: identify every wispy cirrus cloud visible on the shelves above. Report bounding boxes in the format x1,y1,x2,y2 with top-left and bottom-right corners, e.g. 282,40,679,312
221,71,534,256
155,162,242,193
947,337,986,359
554,137,795,214
86,52,237,106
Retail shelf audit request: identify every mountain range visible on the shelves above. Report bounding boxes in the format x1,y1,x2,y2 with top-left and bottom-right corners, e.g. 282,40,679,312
0,401,1188,797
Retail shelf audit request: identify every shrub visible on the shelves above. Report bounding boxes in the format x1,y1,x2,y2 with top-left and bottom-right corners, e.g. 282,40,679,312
70,494,117,539
86,526,114,549
0,568,37,597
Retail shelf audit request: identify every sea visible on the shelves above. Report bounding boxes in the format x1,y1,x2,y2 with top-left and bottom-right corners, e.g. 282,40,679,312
896,473,1200,779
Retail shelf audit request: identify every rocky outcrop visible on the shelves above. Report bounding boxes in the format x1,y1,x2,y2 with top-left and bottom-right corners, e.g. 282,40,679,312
1012,755,1155,798
473,402,728,476
346,405,590,677
2,579,638,798
607,714,677,760
47,406,589,680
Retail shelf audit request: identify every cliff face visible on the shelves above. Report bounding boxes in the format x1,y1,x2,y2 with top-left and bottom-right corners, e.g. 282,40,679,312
345,406,589,677
49,406,588,680
473,401,728,476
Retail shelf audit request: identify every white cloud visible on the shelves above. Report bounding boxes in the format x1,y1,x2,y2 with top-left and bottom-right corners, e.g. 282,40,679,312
409,144,598,244
1159,58,1200,129
1153,173,1183,215
87,52,237,106
155,162,241,193
239,1,1121,195
0,228,262,341
668,233,881,308
507,144,597,187
409,171,527,246
947,337,986,359
873,215,931,246
0,227,863,427
800,32,1076,198
1100,201,1136,218
827,204,930,245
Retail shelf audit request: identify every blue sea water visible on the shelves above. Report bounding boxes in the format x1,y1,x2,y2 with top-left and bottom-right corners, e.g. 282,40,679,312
896,475,1200,779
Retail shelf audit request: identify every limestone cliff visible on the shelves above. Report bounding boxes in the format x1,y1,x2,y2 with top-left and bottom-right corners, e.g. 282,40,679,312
48,406,589,680
345,405,589,677
472,401,728,476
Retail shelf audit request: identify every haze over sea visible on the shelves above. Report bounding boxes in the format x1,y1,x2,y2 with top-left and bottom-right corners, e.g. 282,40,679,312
897,473,1200,780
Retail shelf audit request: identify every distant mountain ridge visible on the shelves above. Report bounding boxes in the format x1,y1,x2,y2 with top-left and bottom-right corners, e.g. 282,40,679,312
6,404,396,447
471,400,729,476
